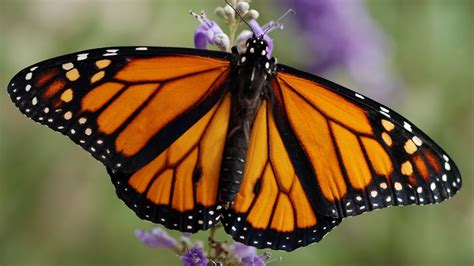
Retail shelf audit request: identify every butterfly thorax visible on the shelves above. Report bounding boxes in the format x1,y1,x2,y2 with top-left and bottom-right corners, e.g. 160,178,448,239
219,36,276,204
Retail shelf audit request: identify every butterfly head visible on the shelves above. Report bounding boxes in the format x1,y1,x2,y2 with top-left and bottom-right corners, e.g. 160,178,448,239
244,35,269,58
237,35,277,77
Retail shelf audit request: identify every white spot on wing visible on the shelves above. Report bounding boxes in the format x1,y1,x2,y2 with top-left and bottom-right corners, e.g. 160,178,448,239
442,174,447,182
412,136,423,146
444,162,451,171
77,53,88,60
380,111,391,118
394,182,403,191
355,93,365,99
403,121,412,132
62,62,74,70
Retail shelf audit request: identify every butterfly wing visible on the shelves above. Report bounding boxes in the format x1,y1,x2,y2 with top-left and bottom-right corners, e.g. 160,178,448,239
7,47,234,172
221,99,342,251
273,64,462,218
8,47,236,232
107,94,232,232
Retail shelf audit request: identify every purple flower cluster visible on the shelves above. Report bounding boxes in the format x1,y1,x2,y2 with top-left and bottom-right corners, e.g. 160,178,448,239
136,227,270,265
182,247,209,266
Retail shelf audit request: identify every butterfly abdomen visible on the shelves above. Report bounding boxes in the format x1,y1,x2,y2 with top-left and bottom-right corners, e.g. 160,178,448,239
219,92,262,203
218,48,270,204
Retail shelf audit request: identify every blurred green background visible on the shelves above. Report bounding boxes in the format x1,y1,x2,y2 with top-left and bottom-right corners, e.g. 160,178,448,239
0,0,472,265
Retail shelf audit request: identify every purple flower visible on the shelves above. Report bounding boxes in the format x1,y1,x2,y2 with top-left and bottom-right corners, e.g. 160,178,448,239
135,227,178,249
229,242,267,266
192,11,230,51
241,255,266,266
280,0,403,103
182,246,209,266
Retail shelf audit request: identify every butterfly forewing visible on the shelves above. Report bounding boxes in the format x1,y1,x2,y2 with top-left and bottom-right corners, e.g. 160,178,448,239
7,47,234,172
272,65,462,218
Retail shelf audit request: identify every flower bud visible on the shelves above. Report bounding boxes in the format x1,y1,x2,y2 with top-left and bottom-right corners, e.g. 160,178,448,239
224,5,235,22
244,9,259,21
236,2,250,15
213,33,231,52
214,6,227,20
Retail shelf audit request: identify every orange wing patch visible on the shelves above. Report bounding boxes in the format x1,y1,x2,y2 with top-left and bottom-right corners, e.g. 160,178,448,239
233,101,318,231
115,56,229,82
278,79,347,201
128,94,231,209
278,72,372,134
331,122,372,190
43,79,66,100
82,82,125,112
361,137,393,177
98,83,159,134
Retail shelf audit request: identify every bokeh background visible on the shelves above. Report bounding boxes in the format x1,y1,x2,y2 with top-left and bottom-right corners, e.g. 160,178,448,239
1,0,472,265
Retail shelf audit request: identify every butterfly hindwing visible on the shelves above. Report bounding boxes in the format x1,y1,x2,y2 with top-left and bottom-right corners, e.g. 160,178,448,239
273,65,462,218
108,94,232,232
7,47,234,172
221,100,342,251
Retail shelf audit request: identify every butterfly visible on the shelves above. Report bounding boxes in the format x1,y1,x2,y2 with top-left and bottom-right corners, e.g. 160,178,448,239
7,35,462,251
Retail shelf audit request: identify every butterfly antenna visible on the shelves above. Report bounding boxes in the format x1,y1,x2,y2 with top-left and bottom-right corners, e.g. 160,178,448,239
224,0,256,36
262,9,295,36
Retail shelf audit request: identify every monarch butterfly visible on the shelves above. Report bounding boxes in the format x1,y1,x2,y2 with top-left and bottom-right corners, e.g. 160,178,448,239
7,28,461,252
